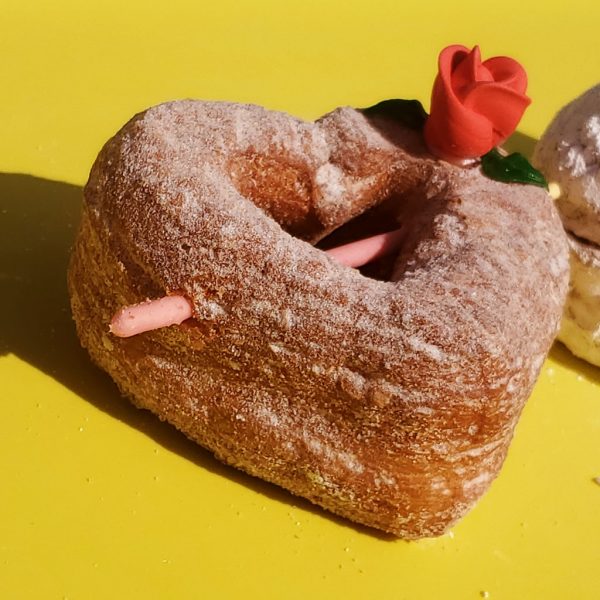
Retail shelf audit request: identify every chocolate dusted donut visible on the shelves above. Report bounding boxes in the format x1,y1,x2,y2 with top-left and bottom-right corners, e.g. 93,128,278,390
68,99,569,538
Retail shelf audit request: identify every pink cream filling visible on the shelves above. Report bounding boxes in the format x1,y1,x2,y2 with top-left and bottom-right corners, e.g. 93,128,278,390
110,228,403,337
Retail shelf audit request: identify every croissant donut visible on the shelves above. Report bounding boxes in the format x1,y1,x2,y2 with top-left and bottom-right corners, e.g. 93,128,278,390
68,100,569,538
533,84,600,366
557,232,600,366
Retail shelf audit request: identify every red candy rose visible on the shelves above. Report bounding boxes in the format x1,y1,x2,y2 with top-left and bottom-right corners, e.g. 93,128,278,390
424,45,531,161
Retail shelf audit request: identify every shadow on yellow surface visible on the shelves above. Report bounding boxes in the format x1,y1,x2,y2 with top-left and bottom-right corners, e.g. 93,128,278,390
504,130,537,158
0,172,393,539
550,342,600,386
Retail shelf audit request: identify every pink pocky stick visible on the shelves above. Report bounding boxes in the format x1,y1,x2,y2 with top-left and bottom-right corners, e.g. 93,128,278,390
110,228,403,337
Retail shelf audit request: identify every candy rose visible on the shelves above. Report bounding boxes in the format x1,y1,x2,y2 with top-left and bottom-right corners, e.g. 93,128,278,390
424,44,531,161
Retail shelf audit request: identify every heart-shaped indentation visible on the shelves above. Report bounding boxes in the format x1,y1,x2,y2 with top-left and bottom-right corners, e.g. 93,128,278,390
68,100,568,538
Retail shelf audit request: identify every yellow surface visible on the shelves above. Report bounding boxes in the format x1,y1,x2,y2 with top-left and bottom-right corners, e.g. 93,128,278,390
1,1,599,598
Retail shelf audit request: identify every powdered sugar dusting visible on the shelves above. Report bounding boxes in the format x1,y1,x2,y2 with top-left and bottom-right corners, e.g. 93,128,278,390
534,83,600,245
406,336,446,362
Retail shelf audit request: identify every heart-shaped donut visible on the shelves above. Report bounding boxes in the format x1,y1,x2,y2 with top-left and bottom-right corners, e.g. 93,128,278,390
68,100,568,538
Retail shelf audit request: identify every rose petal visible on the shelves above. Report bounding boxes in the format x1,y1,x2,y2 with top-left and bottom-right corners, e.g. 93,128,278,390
424,45,495,159
451,46,494,102
463,82,531,144
483,56,528,95
425,81,495,158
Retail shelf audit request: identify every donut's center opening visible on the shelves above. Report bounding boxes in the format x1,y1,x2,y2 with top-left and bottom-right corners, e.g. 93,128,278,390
227,152,404,281
316,195,402,281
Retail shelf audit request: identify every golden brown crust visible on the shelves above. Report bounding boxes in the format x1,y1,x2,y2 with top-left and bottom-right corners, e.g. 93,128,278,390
68,100,569,538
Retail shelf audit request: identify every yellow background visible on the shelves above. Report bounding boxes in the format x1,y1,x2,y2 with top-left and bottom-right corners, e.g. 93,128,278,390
1,1,599,598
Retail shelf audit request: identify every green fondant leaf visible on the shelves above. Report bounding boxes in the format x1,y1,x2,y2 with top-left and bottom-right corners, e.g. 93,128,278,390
481,148,548,188
362,99,428,131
